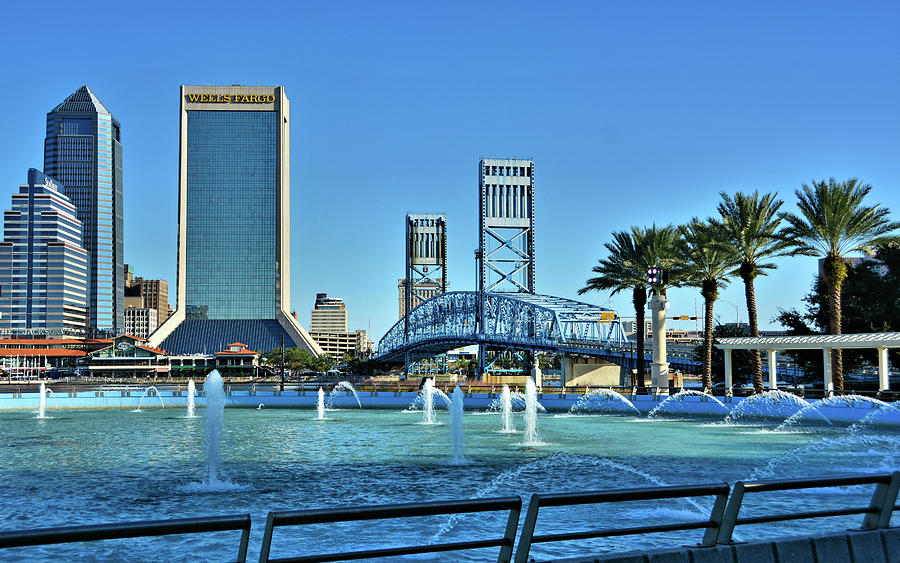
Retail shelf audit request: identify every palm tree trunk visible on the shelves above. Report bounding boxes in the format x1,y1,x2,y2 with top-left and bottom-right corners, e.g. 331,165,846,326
701,281,717,390
633,285,647,388
828,275,844,392
740,266,763,393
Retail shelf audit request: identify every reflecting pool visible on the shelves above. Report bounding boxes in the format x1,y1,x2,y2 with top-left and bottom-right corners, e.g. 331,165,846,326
0,407,896,561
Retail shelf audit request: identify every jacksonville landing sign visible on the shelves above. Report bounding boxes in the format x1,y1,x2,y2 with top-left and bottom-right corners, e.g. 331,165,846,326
186,93,276,104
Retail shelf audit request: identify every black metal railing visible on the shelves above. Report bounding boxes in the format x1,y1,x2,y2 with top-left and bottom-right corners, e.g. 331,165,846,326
513,482,730,563
715,472,900,544
257,496,522,563
0,473,897,562
0,514,252,562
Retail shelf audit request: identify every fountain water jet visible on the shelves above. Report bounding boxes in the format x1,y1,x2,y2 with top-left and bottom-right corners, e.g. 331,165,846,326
186,379,196,418
568,388,641,416
486,389,546,413
36,382,50,419
647,389,729,419
449,386,466,464
133,386,166,412
774,395,888,431
723,390,819,425
522,378,543,446
499,384,515,432
422,378,437,424
317,387,326,420
327,381,362,408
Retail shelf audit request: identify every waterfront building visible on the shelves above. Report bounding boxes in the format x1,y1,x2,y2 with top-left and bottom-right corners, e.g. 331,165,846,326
123,307,158,339
308,329,373,358
44,86,124,335
148,86,321,356
310,293,348,332
0,169,89,338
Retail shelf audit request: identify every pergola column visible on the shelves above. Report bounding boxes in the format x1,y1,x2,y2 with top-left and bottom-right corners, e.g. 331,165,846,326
877,347,890,391
723,348,732,390
767,349,777,390
823,348,833,393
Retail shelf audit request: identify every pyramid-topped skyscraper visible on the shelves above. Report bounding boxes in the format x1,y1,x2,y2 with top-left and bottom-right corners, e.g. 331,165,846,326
44,85,124,336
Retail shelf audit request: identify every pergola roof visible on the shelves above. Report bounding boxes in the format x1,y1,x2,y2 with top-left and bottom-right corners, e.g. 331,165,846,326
716,332,900,351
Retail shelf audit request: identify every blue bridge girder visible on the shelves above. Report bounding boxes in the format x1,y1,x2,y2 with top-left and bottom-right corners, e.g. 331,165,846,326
375,291,629,362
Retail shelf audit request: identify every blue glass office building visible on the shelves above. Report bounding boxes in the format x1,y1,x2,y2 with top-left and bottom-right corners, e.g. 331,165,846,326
0,170,89,336
150,86,321,355
43,86,124,336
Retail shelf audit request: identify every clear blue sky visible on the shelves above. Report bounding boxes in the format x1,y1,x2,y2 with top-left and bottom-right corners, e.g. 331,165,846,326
1,1,898,342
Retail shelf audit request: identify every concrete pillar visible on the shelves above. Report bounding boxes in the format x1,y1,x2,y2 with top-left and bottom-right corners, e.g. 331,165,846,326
767,349,777,390
823,348,833,393
877,347,890,391
562,356,575,388
650,295,669,390
724,348,732,390
532,364,542,388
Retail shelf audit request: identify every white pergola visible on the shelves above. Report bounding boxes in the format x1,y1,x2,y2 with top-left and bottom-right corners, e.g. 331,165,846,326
715,332,900,392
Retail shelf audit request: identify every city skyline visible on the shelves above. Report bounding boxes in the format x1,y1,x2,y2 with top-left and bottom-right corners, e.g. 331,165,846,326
1,1,898,343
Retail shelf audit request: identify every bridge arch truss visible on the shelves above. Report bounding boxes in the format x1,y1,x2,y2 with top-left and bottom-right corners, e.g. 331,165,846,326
375,291,628,365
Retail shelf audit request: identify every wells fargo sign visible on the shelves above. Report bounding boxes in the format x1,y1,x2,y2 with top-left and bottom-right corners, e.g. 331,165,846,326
186,93,276,104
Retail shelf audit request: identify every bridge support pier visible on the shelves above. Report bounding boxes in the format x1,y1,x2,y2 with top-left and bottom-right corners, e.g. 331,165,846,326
562,356,624,387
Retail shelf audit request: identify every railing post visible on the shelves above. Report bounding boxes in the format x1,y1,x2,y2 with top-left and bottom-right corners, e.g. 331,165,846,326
863,471,900,529
498,497,522,563
258,512,276,563
237,523,250,563
513,494,542,563
701,485,731,546
716,481,745,544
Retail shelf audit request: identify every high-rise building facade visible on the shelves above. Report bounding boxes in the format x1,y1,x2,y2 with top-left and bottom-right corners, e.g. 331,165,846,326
0,169,88,337
44,86,124,335
310,293,349,332
149,85,321,355
124,307,158,339
124,264,170,325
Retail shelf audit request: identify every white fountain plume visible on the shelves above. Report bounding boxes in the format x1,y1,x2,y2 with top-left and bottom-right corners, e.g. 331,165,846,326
186,379,196,418
449,386,466,464
328,381,362,408
522,378,543,446
500,384,515,432
133,386,166,412
37,381,48,419
422,378,436,424
647,389,729,419
568,388,641,416
317,387,326,420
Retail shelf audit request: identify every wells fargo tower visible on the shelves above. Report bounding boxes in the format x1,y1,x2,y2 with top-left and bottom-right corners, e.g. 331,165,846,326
149,86,321,355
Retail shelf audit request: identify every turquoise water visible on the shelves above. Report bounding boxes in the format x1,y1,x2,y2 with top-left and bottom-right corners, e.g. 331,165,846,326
0,407,897,561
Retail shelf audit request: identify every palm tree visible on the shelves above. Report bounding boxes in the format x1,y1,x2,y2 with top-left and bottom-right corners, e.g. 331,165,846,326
580,230,648,387
783,178,900,391
677,219,740,390
580,224,679,388
716,191,796,393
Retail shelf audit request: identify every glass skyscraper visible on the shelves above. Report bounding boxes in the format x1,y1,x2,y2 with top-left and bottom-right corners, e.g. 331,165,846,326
0,169,89,336
43,85,124,336
149,86,321,355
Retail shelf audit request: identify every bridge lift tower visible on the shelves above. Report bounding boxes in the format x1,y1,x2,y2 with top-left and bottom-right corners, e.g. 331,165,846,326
404,214,448,376
477,158,536,378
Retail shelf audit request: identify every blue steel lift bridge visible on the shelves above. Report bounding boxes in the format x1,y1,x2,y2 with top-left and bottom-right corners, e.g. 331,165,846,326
375,291,629,370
